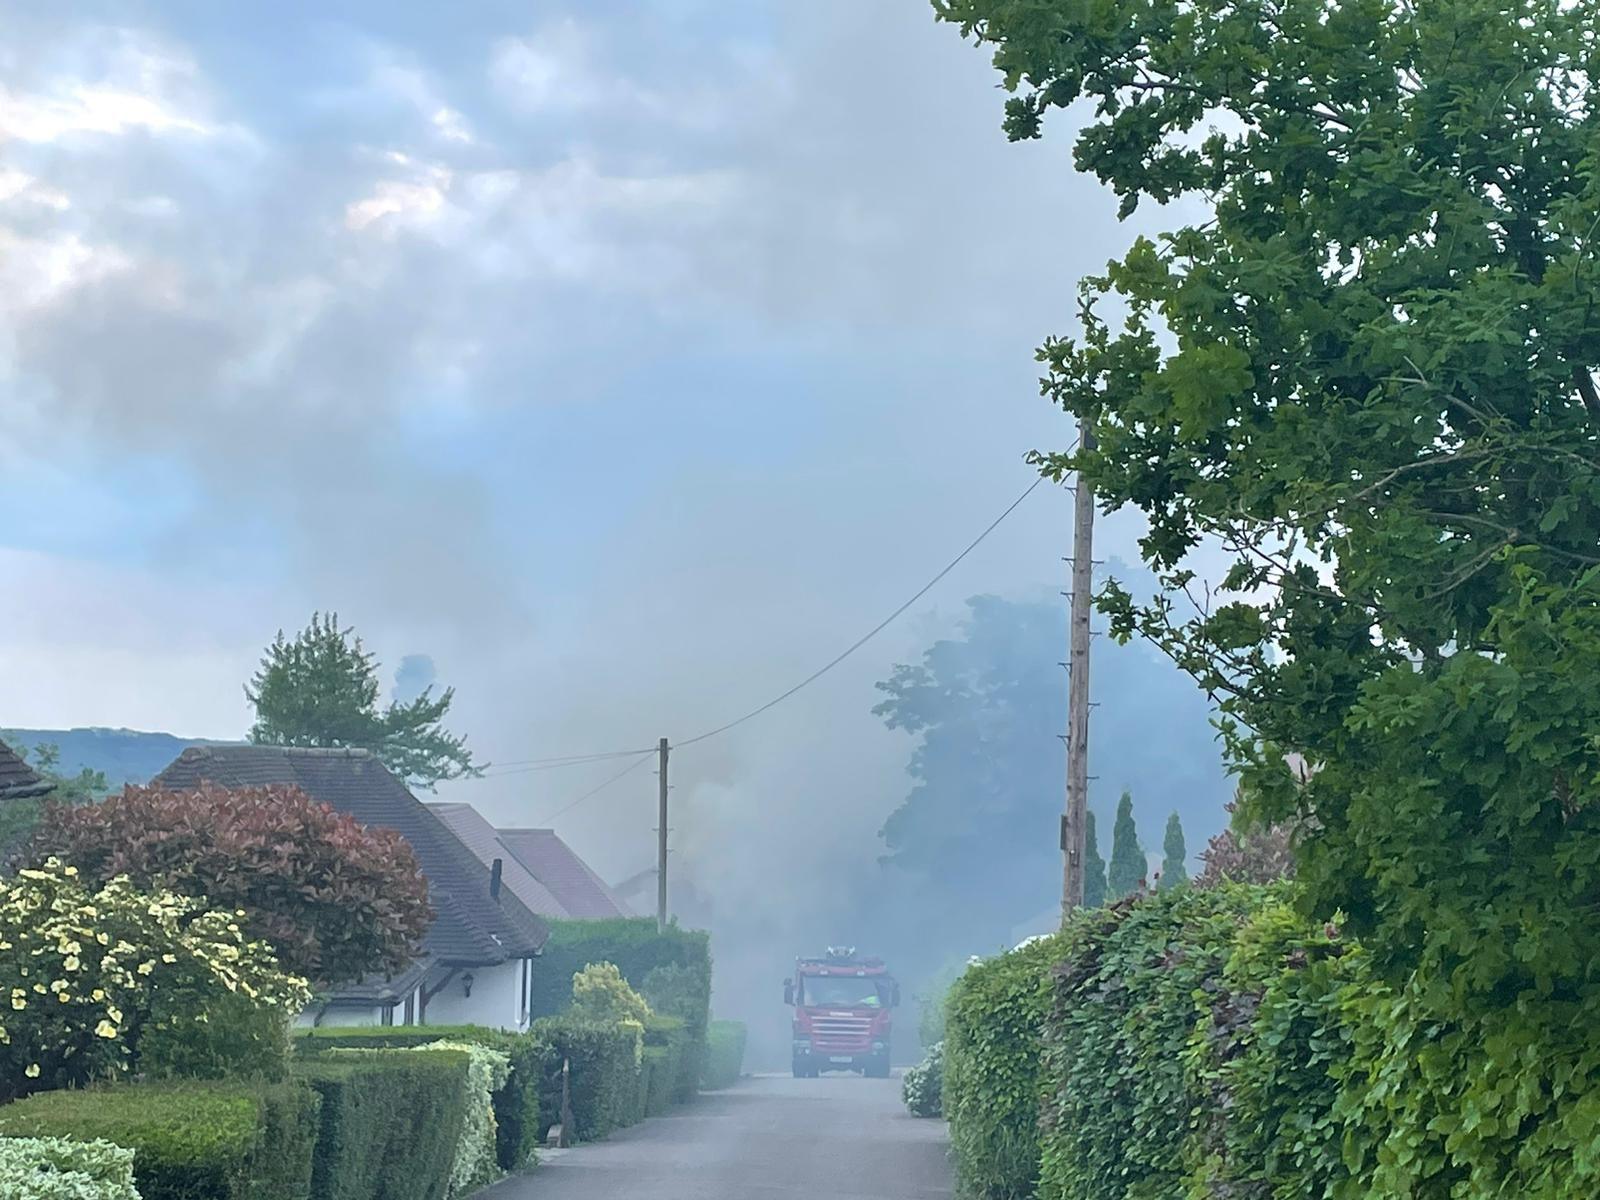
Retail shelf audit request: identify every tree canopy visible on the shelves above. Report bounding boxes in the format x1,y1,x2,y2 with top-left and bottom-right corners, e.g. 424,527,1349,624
246,612,477,789
1159,812,1187,889
1083,809,1108,908
1107,791,1146,898
872,590,1227,949
940,0,1600,1187
29,782,432,986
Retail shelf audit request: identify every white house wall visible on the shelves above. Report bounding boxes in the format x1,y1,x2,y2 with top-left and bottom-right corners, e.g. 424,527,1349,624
423,959,528,1031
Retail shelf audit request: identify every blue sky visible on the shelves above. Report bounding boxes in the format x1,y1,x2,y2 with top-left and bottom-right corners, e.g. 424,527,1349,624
0,2,1224,926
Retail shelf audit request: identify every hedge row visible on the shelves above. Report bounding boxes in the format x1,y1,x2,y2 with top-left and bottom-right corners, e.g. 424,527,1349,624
0,1080,322,1200
530,918,712,1104
701,1020,747,1091
948,882,1600,1200
943,930,1072,1200
0,1135,138,1200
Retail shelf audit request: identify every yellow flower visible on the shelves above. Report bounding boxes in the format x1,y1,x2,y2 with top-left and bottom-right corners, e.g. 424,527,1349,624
160,954,177,964
94,1019,119,1039
24,1063,40,1078
92,989,105,1001
137,961,155,976
63,955,80,971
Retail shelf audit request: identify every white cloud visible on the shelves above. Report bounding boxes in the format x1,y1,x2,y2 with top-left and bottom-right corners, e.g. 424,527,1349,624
0,167,70,210
344,165,452,232
489,19,597,113
0,82,211,142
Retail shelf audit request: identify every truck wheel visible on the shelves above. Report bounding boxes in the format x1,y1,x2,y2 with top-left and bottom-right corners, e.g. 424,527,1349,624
865,1055,891,1079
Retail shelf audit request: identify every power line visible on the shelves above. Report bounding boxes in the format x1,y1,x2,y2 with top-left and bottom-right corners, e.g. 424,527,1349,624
485,473,1050,814
674,474,1046,749
482,748,655,777
535,752,655,823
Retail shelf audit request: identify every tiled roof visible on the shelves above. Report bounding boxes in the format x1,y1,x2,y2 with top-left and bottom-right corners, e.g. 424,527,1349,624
321,956,433,1006
496,827,635,919
153,745,548,967
428,803,568,918
0,737,52,803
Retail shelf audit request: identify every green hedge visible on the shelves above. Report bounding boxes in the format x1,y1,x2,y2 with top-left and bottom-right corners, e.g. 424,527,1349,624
530,1015,642,1142
943,930,1072,1200
531,918,711,1102
1038,886,1267,1200
0,1080,320,1200
294,1048,469,1200
298,1025,553,1172
701,1020,747,1090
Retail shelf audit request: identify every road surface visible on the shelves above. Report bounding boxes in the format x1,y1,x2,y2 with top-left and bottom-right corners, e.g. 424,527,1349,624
483,1073,951,1200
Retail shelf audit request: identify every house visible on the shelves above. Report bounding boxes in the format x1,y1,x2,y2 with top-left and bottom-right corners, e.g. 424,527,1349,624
0,736,53,805
155,745,549,1031
431,802,634,920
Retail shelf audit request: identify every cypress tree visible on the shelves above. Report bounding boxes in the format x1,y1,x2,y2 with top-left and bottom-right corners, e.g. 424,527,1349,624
1107,790,1146,898
1159,812,1188,889
1083,809,1108,908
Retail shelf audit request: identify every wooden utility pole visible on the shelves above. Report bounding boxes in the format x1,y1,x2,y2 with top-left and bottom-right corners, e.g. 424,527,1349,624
1062,416,1096,917
657,737,670,932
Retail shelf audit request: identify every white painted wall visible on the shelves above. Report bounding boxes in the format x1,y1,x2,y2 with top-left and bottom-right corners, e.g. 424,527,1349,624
423,960,529,1031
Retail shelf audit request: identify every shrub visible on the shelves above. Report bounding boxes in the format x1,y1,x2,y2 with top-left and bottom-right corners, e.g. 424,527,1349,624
530,919,711,1103
28,783,430,986
0,1080,320,1200
0,1136,139,1200
902,1041,943,1118
294,1047,468,1200
0,861,310,1102
642,1044,680,1117
570,963,651,1026
422,1042,510,1197
297,1025,551,1173
701,1020,746,1090
530,1015,641,1142
943,931,1071,1200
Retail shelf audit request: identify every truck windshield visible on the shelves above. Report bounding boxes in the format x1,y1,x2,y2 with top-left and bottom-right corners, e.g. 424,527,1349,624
800,976,888,1008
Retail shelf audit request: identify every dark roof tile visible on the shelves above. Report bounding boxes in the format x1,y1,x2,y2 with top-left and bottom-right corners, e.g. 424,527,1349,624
0,737,52,803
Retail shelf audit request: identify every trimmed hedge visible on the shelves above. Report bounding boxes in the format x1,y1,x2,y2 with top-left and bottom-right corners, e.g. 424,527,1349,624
294,1048,469,1200
530,1015,642,1142
700,1020,747,1090
943,931,1071,1200
0,1080,320,1200
531,918,711,1102
298,1025,554,1172
0,1135,139,1200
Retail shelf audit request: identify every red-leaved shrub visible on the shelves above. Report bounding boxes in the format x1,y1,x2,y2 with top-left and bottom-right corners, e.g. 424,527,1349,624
28,783,431,985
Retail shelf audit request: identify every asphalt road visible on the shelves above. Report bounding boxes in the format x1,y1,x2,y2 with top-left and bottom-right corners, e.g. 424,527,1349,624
482,1073,952,1200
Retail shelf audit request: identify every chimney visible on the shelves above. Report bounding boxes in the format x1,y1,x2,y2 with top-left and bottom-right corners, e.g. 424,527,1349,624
489,858,503,901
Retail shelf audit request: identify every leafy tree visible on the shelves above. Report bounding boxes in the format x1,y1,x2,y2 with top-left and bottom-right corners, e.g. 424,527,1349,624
1083,809,1108,908
939,0,1600,1186
27,783,431,986
1107,790,1146,898
246,612,477,789
874,590,1228,955
1159,812,1187,889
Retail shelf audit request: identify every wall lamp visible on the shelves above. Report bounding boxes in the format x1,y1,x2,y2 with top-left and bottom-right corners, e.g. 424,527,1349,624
461,972,474,999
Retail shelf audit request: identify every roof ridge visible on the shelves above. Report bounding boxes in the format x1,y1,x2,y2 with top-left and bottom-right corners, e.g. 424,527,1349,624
180,744,377,760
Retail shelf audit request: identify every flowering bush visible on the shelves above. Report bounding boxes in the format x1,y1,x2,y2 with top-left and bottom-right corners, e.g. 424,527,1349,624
422,1041,511,1197
28,783,430,985
0,1136,139,1200
902,1041,943,1118
0,860,311,1102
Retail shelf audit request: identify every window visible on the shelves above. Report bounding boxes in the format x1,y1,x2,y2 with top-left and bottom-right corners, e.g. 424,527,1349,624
799,976,890,1008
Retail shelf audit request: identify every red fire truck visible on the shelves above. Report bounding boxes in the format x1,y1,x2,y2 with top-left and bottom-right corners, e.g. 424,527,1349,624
784,947,900,1078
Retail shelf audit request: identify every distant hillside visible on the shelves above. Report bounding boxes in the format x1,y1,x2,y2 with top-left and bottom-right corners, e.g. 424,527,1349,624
0,728,236,788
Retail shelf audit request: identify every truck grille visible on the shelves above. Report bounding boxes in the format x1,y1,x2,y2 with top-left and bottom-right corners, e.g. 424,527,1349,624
810,1014,873,1051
